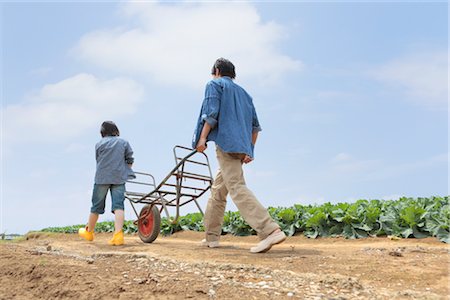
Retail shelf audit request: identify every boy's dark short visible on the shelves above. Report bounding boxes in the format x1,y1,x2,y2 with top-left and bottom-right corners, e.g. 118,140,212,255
90,184,125,214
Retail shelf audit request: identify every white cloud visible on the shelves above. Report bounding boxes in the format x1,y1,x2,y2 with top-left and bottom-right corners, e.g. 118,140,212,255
370,50,448,109
330,152,447,182
331,152,381,174
332,152,352,163
3,73,144,145
73,1,302,89
382,153,448,177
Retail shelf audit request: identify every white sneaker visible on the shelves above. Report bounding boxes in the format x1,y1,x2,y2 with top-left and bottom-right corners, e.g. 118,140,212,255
201,239,220,248
250,230,286,253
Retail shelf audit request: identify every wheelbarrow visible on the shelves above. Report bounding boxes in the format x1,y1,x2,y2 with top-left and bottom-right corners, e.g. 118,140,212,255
125,145,213,243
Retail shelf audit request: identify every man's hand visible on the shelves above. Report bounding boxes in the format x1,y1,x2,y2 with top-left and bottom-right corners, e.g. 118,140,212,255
242,155,254,164
196,138,207,153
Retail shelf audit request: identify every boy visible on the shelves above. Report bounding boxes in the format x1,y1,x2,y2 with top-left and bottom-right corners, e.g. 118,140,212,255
79,121,135,245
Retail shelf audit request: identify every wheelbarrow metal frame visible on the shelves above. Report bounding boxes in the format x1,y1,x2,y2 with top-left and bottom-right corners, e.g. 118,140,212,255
125,145,214,228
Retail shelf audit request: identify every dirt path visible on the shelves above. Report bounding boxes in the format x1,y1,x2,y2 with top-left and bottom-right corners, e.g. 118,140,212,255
0,231,449,299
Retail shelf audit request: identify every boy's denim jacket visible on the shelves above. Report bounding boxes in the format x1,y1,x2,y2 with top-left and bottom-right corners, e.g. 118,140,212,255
95,136,135,184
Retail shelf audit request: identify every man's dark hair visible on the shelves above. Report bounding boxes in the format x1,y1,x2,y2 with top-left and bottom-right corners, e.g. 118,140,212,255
100,121,120,137
211,58,236,79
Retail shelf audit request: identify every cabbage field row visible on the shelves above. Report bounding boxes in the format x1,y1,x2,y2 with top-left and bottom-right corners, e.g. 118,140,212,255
42,196,449,243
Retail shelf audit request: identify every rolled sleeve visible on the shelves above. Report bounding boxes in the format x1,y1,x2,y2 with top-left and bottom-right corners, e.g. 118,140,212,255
200,81,222,129
253,125,262,132
202,114,218,128
252,106,262,132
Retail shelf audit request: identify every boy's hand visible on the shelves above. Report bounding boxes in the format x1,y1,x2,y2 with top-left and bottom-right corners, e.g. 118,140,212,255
242,155,254,164
196,138,207,153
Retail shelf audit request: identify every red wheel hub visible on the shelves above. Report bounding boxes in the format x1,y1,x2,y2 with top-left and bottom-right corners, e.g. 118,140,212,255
139,209,154,237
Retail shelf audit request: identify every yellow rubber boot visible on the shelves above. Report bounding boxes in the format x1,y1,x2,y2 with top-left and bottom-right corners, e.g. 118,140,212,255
108,230,124,246
78,226,94,241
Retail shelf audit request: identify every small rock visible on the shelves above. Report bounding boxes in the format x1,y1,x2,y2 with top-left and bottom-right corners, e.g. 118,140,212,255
194,288,207,294
287,292,294,297
389,251,403,257
133,278,146,284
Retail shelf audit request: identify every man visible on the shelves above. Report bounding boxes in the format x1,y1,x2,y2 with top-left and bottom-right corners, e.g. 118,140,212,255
192,58,286,253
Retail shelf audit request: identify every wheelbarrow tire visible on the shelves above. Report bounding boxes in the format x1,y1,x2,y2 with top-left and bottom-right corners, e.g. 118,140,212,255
137,205,161,243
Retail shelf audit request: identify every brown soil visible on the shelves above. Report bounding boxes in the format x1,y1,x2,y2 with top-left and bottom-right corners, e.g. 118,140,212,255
0,231,449,299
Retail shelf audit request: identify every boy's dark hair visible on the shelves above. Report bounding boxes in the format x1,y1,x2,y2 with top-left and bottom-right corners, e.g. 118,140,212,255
101,121,120,137
211,58,236,79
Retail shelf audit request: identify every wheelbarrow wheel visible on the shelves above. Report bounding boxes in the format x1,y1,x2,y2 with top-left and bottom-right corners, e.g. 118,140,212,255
137,205,161,243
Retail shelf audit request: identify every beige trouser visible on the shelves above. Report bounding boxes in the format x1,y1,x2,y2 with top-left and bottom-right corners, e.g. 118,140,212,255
204,147,280,242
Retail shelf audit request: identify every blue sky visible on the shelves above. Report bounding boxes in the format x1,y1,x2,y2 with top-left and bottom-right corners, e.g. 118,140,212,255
1,1,448,234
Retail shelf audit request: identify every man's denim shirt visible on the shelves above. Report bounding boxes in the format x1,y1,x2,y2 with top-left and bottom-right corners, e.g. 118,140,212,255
94,136,135,185
192,76,262,158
